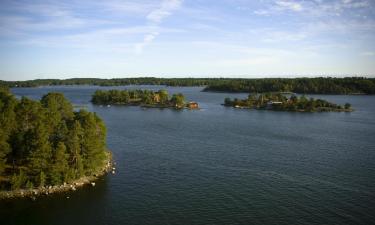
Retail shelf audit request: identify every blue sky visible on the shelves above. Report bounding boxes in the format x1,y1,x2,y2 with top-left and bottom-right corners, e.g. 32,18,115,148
0,0,374,80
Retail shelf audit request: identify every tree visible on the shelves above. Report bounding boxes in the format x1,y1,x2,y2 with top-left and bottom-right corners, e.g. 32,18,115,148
27,122,52,182
170,93,185,108
10,169,27,190
158,90,169,104
76,110,106,175
50,142,69,185
66,120,84,178
344,103,351,109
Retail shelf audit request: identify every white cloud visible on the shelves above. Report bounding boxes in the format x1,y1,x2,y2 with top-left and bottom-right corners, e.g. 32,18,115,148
275,0,303,12
146,0,182,23
135,32,159,54
135,0,183,54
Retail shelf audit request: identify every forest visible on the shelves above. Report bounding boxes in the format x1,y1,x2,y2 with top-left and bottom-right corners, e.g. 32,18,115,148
0,86,109,191
204,77,375,94
92,89,190,109
224,93,352,112
1,77,375,94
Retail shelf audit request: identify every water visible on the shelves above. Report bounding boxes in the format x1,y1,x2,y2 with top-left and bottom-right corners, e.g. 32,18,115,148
2,86,375,225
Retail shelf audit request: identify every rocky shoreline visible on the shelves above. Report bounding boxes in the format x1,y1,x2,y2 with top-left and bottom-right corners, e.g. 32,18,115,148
0,151,114,200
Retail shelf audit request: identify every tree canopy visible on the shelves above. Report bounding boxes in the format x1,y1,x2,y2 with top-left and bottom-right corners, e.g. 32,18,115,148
224,93,353,112
92,89,187,109
0,89,108,191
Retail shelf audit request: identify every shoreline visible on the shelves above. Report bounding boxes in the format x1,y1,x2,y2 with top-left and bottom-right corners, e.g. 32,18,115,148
0,151,114,200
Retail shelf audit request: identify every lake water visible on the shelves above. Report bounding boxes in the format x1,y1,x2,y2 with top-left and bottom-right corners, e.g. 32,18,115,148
2,86,375,225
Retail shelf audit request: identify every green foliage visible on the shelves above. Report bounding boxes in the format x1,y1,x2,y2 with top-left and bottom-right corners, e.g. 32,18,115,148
50,142,69,185
92,89,188,109
26,180,34,189
10,169,27,190
0,91,108,190
224,93,352,112
39,171,46,187
170,93,185,108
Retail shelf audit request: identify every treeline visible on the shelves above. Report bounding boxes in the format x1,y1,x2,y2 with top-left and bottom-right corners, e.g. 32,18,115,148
92,89,187,108
224,93,352,112
204,77,375,94
0,78,211,87
2,77,375,94
0,88,108,190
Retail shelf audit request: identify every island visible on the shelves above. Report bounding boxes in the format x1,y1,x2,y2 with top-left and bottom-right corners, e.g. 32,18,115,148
0,87,112,199
91,89,199,109
223,93,353,112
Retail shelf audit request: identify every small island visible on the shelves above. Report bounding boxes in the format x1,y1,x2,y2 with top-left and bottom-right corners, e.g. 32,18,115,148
223,93,353,112
92,89,199,109
0,87,112,199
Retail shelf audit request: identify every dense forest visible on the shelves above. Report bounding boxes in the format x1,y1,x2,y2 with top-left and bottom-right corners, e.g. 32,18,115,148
92,89,194,109
224,93,352,112
204,77,375,94
1,77,375,94
0,78,211,87
0,87,109,191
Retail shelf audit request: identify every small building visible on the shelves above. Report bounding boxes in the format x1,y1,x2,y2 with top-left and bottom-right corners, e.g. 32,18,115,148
187,101,199,109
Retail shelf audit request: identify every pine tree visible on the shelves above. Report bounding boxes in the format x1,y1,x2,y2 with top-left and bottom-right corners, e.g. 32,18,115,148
50,142,69,185
66,120,84,177
76,110,106,175
27,122,52,181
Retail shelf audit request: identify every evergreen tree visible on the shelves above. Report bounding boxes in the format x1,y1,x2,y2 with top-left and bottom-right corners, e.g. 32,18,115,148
27,122,52,182
50,142,69,185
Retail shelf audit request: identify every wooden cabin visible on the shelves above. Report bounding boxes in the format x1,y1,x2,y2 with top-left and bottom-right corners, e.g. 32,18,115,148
187,101,199,109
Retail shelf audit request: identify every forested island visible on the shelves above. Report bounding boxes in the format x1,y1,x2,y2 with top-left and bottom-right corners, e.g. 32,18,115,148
92,89,199,109
0,87,111,199
224,93,353,112
1,77,375,94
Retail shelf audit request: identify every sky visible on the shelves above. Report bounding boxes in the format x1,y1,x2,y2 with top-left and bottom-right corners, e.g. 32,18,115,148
0,0,374,81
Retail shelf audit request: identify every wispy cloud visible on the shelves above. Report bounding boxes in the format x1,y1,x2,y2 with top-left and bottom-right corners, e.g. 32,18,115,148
275,0,303,12
135,0,183,54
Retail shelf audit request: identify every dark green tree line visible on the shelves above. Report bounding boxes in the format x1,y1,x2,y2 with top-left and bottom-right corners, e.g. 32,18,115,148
2,77,375,94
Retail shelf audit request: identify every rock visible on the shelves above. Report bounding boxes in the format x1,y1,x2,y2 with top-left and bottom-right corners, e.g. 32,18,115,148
72,186,76,191
112,171,115,174
91,182,95,187
66,196,70,199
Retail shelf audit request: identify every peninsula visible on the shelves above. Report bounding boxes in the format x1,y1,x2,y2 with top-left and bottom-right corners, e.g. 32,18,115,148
224,93,353,112
0,87,112,199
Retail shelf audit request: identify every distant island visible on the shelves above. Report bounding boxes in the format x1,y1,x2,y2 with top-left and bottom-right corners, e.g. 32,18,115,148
2,77,375,95
224,93,353,112
92,89,199,109
0,87,112,199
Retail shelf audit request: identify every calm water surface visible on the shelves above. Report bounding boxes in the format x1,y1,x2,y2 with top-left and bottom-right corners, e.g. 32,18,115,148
1,86,375,225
